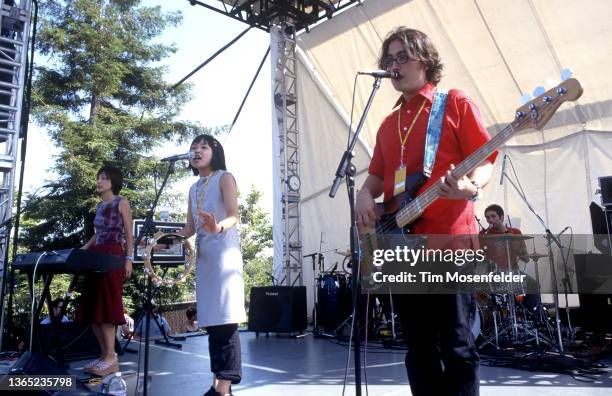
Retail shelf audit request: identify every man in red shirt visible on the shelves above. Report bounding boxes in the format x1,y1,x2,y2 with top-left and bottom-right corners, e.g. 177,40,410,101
356,27,496,396
479,204,529,271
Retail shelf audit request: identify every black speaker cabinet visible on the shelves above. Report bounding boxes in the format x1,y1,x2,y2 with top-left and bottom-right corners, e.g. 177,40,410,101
33,322,101,362
573,254,612,332
248,286,307,333
599,176,612,207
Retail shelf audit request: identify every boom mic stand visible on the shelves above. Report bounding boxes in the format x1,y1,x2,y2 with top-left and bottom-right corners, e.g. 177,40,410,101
329,75,383,396
500,165,565,353
556,227,575,342
129,160,182,396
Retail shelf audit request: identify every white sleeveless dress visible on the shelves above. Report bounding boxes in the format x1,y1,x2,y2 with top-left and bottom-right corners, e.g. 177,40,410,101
189,171,247,327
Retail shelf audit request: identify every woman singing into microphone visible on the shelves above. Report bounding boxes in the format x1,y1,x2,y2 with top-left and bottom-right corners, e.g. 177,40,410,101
175,134,246,396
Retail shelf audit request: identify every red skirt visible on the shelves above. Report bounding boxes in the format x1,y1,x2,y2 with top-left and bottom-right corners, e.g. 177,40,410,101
76,243,126,325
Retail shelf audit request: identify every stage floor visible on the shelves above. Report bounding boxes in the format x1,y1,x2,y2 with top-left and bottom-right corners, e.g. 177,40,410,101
69,331,612,396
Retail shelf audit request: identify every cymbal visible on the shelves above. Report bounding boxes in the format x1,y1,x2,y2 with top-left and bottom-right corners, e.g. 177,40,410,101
480,233,533,241
334,250,352,257
526,252,548,260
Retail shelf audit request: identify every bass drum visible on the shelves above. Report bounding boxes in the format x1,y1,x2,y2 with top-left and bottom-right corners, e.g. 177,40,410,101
317,273,351,332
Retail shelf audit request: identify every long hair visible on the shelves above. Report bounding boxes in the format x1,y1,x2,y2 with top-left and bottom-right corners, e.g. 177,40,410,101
378,27,444,85
189,134,227,176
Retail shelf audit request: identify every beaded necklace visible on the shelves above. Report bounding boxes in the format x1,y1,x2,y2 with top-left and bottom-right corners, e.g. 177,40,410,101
196,171,216,212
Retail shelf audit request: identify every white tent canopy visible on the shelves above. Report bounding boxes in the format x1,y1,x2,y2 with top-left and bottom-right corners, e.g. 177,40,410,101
275,0,612,312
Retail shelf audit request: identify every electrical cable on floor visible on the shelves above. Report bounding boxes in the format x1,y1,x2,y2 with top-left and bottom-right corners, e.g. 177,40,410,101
479,348,611,383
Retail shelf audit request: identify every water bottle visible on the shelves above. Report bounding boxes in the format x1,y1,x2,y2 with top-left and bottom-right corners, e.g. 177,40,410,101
106,372,127,396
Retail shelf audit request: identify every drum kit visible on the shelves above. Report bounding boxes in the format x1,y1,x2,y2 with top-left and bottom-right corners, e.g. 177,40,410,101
308,249,399,340
306,233,564,350
473,233,559,351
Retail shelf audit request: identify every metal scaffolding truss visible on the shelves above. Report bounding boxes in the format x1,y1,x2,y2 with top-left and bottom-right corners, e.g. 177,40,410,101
0,0,31,281
273,23,302,286
186,0,360,285
189,0,360,32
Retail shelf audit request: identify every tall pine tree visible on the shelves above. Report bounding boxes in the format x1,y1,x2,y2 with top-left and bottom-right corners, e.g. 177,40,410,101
23,0,205,250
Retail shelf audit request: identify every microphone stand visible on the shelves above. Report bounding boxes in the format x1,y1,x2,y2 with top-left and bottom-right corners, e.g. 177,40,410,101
131,160,182,396
556,227,575,342
500,169,565,353
329,75,383,396
475,215,485,232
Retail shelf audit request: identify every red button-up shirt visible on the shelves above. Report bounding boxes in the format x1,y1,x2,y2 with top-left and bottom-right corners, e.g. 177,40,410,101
479,227,527,270
369,82,498,234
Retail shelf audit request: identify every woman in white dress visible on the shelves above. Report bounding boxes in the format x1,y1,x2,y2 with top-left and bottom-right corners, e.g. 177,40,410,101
176,134,246,396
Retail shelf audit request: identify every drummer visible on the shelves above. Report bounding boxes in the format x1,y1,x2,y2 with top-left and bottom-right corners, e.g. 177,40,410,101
479,204,529,271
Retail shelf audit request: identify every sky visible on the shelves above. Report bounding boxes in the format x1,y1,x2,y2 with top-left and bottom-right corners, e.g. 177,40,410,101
21,0,274,213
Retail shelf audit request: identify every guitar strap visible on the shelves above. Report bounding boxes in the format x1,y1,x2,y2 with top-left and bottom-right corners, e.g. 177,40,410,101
423,89,448,178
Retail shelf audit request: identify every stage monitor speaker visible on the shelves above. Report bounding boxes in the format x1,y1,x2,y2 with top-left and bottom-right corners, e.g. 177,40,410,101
599,176,612,207
589,202,612,255
33,322,101,362
573,253,612,332
576,294,612,332
248,286,307,333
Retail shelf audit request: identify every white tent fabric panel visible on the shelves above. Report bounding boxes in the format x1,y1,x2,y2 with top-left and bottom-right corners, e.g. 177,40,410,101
280,0,612,312
477,131,612,235
296,55,371,313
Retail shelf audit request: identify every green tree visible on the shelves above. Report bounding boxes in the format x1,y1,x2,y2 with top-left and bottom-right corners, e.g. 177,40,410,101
239,187,273,308
126,186,272,321
23,0,204,250
7,0,208,345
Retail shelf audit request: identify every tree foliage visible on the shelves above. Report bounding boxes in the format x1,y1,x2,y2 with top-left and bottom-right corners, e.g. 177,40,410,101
239,187,273,307
23,0,204,250
9,1,274,340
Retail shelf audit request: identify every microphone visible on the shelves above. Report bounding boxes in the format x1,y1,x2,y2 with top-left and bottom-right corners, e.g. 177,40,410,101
161,152,193,162
357,70,399,79
499,154,508,185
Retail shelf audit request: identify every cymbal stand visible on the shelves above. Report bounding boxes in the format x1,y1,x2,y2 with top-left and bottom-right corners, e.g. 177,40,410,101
557,229,575,342
483,241,522,345
529,254,556,343
504,240,519,341
478,296,502,350
304,250,328,338
501,242,543,347
388,290,398,341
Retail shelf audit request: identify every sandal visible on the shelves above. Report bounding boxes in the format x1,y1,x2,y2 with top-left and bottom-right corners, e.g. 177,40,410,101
88,358,119,377
83,359,101,371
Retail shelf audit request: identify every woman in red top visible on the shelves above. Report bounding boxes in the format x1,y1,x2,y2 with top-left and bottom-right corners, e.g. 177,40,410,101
79,165,133,376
